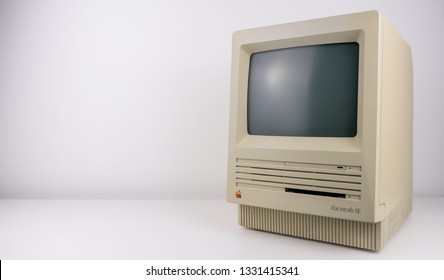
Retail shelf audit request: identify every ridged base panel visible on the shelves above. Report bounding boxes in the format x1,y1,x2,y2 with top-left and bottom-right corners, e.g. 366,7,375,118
238,193,412,251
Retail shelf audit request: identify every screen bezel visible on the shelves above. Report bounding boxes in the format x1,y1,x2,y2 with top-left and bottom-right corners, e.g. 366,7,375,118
236,31,365,153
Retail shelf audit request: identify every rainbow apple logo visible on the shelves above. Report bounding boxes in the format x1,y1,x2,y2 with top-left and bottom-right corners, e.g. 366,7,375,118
236,190,241,199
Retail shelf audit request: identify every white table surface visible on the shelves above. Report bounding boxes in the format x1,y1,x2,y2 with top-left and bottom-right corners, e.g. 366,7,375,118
0,197,443,259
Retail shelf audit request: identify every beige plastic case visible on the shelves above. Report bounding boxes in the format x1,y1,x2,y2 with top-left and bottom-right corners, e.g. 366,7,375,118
227,11,413,251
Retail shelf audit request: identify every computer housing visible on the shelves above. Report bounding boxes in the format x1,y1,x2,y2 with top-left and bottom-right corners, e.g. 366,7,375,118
227,11,413,251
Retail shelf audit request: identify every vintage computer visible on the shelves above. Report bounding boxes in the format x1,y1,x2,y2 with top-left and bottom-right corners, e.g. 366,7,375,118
227,11,413,251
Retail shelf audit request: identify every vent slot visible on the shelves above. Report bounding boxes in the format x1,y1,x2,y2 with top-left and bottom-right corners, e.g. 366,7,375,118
235,159,362,200
285,187,346,198
239,205,379,250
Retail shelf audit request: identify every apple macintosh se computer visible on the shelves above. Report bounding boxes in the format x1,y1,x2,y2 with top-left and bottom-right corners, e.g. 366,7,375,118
227,11,412,251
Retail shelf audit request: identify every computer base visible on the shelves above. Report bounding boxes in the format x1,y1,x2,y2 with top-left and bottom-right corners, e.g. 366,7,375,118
238,193,412,251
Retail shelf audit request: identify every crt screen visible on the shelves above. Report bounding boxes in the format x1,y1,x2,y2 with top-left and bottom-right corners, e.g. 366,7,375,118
247,43,359,137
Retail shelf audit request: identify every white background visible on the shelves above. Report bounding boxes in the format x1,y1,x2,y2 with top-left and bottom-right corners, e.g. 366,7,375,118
1,198,443,259
0,0,443,199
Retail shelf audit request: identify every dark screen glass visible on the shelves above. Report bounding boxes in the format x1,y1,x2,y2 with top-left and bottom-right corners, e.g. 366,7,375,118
247,43,359,137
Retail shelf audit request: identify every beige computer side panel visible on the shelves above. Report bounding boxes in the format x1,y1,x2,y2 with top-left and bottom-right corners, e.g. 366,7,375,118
378,16,413,215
